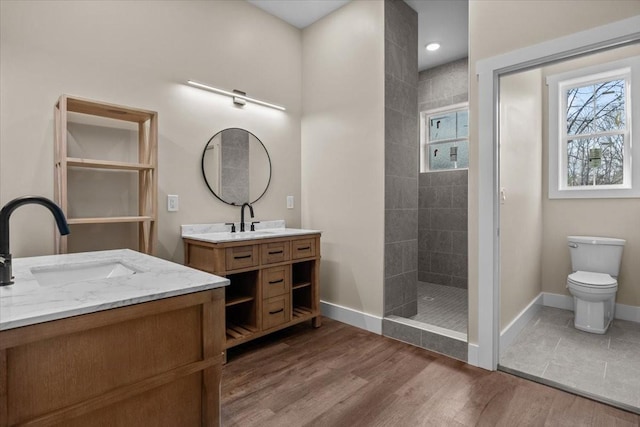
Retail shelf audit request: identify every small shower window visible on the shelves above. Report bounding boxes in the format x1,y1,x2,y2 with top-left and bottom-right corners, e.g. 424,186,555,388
420,103,468,172
547,56,639,199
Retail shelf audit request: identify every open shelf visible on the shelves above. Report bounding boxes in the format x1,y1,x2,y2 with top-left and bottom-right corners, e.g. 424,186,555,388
225,323,258,341
67,216,153,225
66,157,155,171
292,306,313,319
292,281,311,290
225,295,254,307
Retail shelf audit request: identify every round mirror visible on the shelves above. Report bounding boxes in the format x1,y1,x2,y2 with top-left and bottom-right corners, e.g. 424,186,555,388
201,128,272,206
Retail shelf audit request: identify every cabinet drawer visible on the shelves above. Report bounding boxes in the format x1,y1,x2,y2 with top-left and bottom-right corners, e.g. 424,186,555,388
261,241,290,265
225,245,259,271
291,238,316,259
262,265,290,299
262,294,290,330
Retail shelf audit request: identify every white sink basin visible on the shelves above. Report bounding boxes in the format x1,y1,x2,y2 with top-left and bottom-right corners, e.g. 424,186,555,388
31,260,140,287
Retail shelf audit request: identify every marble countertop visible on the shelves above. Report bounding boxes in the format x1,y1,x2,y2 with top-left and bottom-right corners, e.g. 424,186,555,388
0,249,229,331
181,220,321,244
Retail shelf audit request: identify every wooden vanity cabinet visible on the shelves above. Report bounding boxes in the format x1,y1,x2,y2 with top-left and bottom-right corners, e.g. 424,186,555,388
183,234,321,351
0,289,225,427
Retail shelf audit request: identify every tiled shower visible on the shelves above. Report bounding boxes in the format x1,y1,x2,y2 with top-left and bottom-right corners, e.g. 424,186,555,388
382,1,469,359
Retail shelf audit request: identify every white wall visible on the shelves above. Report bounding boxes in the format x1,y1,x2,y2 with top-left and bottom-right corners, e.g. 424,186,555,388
301,1,385,317
499,69,543,330
0,0,302,262
468,0,640,344
541,44,640,308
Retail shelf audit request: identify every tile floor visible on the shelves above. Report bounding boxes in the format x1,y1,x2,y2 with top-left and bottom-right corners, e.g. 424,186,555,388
410,281,468,334
500,306,640,412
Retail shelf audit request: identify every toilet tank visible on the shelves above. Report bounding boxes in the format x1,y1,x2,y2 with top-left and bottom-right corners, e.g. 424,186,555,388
567,236,625,276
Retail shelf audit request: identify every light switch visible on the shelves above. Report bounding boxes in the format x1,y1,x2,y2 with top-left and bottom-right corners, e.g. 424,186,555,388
168,195,179,212
286,195,294,209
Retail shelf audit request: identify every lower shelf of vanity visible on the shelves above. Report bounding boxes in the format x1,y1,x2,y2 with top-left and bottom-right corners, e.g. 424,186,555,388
225,305,318,349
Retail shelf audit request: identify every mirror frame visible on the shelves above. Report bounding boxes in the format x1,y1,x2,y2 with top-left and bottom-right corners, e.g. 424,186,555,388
201,127,272,206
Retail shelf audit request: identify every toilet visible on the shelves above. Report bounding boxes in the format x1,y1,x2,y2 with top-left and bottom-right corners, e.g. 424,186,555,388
566,235,625,334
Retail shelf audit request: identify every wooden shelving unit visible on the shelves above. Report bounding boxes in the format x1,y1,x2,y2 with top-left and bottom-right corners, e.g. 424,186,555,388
54,95,158,254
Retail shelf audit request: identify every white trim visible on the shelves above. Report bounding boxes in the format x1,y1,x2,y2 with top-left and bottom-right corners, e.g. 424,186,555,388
541,291,640,323
420,102,469,172
320,300,382,334
499,294,543,356
477,15,640,371
547,56,640,199
541,292,574,310
467,343,479,367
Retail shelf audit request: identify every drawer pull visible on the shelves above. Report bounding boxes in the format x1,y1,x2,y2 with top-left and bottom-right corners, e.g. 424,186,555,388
297,246,311,251
234,254,252,260
269,308,284,315
268,279,284,284
268,250,283,255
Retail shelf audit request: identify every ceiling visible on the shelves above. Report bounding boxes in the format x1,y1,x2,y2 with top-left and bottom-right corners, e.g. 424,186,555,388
247,0,468,71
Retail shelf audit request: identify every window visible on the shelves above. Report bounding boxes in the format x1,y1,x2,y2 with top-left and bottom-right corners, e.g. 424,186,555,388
420,103,468,172
547,56,640,198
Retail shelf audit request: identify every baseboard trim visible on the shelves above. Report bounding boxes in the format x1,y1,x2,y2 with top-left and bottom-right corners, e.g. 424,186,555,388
320,300,382,334
500,294,543,356
542,292,640,323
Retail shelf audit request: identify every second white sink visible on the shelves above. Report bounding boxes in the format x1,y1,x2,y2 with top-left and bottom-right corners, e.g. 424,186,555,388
31,260,140,287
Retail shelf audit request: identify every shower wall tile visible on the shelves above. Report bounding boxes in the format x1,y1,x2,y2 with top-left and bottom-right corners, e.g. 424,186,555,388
419,172,430,187
385,242,404,278
402,240,418,273
385,209,418,244
382,318,467,362
419,169,468,288
421,330,467,361
427,230,452,253
384,0,418,316
382,319,421,347
452,231,467,255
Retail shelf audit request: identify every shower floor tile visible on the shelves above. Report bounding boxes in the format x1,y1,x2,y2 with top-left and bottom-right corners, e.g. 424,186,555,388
500,306,640,413
410,282,467,334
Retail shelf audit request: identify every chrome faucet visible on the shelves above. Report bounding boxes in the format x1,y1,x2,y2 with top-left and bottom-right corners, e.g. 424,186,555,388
240,203,254,232
0,196,70,286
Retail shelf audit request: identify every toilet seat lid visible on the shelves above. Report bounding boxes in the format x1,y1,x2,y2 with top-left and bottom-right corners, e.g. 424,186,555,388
568,271,617,287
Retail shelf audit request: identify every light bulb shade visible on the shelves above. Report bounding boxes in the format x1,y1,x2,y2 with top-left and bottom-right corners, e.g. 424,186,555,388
187,80,286,111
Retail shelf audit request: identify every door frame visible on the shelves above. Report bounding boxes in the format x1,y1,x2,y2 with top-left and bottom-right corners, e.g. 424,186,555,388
475,15,640,370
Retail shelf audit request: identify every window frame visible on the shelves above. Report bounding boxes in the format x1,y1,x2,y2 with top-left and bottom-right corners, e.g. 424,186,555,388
547,56,640,198
420,102,469,173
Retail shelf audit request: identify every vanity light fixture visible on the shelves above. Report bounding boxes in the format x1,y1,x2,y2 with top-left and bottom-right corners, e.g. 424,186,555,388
425,42,441,52
186,80,286,111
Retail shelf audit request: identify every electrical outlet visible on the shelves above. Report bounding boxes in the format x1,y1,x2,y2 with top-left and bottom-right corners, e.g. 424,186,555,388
167,195,179,212
286,195,294,209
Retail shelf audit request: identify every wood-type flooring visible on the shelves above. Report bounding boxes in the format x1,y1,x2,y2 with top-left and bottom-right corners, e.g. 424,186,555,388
221,318,639,426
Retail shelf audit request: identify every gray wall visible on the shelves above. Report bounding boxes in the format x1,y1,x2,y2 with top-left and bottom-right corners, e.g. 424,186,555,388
383,0,418,317
418,58,469,289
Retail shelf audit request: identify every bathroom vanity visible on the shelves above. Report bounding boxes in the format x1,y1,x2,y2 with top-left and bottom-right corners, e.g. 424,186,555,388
0,249,228,427
182,221,321,353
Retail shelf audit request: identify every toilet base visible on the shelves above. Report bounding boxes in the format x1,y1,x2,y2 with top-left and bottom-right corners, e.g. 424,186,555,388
572,296,615,334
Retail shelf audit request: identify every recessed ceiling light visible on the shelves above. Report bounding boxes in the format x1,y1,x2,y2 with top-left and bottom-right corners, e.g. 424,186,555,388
425,43,440,52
